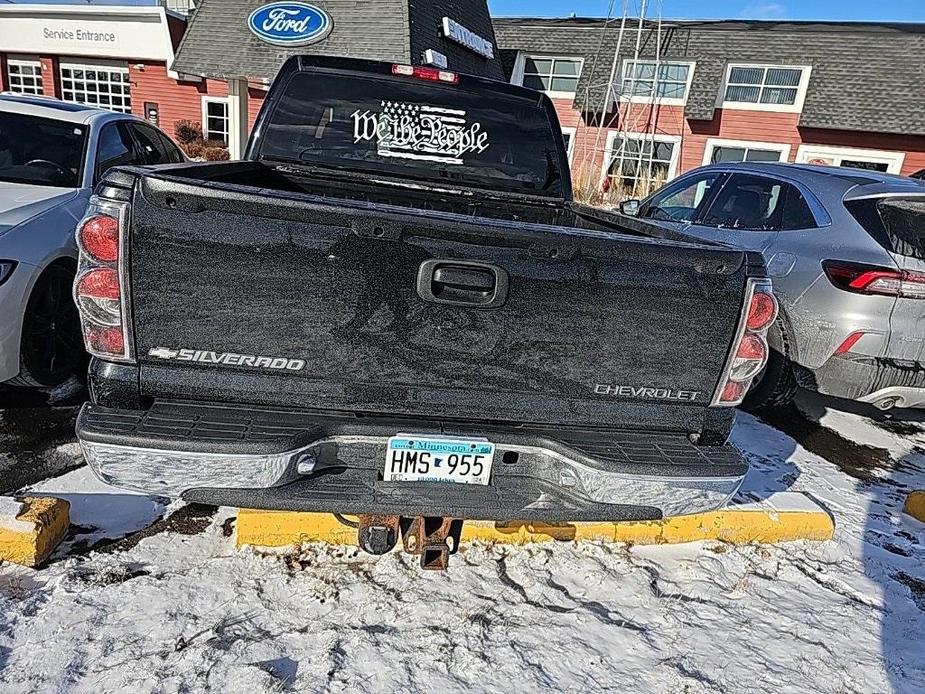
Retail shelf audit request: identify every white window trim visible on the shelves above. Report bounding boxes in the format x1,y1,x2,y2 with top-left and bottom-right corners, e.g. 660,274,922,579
600,131,683,184
5,55,43,95
717,63,812,114
702,138,791,166
561,126,576,163
617,59,696,107
795,144,905,174
510,52,584,99
201,96,231,144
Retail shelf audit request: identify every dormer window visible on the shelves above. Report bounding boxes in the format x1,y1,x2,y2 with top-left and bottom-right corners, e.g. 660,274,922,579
619,60,694,104
721,64,811,113
515,55,583,98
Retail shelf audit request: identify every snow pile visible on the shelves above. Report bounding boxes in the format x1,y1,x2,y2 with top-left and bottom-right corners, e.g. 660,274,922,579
0,397,922,692
0,497,30,533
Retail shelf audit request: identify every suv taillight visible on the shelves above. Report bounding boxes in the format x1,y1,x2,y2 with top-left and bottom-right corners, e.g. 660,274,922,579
74,196,134,362
823,260,925,299
712,279,778,407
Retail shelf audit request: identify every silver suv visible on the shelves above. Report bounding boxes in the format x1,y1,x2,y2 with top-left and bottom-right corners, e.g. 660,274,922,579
621,162,925,410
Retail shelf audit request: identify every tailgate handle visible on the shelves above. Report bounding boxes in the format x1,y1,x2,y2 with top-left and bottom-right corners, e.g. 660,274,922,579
417,259,509,309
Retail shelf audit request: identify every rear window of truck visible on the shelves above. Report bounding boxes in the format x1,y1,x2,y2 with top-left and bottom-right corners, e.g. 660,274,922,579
257,72,566,198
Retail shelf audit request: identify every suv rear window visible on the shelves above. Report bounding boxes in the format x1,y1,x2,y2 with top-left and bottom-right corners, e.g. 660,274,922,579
257,72,566,198
845,196,925,260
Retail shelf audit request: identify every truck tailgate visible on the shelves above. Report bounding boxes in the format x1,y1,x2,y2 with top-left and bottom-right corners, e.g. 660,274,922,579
129,175,749,428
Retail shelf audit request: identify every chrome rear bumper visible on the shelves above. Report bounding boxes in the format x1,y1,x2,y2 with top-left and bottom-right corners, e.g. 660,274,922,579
77,402,746,521
81,437,744,518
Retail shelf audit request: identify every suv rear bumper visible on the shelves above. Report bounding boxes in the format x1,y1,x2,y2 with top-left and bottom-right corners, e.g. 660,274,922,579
76,401,747,522
804,354,925,409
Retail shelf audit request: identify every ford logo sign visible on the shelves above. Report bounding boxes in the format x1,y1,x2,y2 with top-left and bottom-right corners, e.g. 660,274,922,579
247,2,333,47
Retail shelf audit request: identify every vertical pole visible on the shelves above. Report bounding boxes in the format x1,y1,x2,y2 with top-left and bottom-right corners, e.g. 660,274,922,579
227,78,249,160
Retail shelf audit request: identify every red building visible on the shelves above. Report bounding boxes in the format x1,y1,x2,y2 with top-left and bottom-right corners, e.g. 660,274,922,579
494,18,925,197
0,3,263,158
3,5,923,193
0,1,501,160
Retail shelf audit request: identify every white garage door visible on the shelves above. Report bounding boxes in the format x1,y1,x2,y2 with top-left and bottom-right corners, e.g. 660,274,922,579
59,59,131,114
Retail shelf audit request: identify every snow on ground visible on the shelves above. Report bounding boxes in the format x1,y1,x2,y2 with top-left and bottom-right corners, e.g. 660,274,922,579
28,466,169,551
0,396,923,693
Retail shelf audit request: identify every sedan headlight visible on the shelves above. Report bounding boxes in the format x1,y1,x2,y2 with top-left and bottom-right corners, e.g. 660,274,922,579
0,261,16,287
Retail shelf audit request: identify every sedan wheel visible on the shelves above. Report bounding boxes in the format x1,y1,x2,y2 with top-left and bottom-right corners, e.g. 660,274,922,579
11,265,85,388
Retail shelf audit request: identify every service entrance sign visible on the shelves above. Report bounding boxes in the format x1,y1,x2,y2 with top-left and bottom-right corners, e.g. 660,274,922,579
0,5,175,61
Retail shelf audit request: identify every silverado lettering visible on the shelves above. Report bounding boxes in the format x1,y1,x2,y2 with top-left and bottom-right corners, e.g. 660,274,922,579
148,347,305,371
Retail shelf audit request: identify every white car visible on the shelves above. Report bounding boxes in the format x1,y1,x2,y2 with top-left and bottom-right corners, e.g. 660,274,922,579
0,94,184,390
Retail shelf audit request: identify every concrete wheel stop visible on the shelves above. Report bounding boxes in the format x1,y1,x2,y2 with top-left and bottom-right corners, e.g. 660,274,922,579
235,491,835,551
0,496,71,568
905,491,925,523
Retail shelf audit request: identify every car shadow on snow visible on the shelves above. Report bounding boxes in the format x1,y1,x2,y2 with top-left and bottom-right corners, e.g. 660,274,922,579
748,392,925,691
0,406,83,495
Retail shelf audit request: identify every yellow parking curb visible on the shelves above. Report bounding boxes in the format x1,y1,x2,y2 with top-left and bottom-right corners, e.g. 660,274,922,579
236,492,834,549
0,496,71,568
904,491,925,523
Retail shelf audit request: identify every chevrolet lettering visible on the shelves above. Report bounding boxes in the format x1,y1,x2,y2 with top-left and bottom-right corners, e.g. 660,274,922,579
594,384,702,401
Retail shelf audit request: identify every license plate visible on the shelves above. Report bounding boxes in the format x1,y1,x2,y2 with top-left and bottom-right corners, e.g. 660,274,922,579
384,434,494,485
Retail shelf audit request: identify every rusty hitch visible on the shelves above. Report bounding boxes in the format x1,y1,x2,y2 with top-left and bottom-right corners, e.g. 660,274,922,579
401,517,462,570
356,515,462,569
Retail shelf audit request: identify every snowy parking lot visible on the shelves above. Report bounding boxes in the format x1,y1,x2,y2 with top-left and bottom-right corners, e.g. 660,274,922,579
1,393,923,693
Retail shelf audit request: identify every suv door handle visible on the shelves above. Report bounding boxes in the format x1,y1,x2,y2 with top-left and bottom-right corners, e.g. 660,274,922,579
417,259,509,308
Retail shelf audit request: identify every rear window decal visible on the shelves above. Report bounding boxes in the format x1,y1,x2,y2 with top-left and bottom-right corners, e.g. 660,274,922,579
352,101,490,165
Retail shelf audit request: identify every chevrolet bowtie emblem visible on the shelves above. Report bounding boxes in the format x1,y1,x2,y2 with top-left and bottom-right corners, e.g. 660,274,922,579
148,347,179,359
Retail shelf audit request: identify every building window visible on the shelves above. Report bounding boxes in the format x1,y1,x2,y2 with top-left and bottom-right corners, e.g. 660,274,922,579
202,98,230,146
795,144,905,175
620,61,693,103
561,127,576,163
603,132,681,196
162,0,196,16
722,65,810,111
703,139,790,165
60,62,131,113
6,58,43,95
518,56,582,96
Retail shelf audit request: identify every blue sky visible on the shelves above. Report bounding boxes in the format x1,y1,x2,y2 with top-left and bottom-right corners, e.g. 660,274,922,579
488,0,925,21
4,0,924,22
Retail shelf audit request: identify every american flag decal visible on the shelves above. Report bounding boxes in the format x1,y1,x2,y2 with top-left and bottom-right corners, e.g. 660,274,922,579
352,101,490,165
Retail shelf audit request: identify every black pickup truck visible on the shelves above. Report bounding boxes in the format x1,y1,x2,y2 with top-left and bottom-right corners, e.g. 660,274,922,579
73,56,775,560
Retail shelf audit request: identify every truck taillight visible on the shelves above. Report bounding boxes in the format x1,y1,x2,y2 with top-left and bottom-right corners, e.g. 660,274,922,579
391,63,459,84
76,268,121,326
712,279,777,407
77,215,120,263
823,260,925,299
74,197,134,362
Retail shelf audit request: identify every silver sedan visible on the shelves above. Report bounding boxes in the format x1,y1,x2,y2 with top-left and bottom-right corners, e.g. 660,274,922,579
621,162,925,410
0,94,184,391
